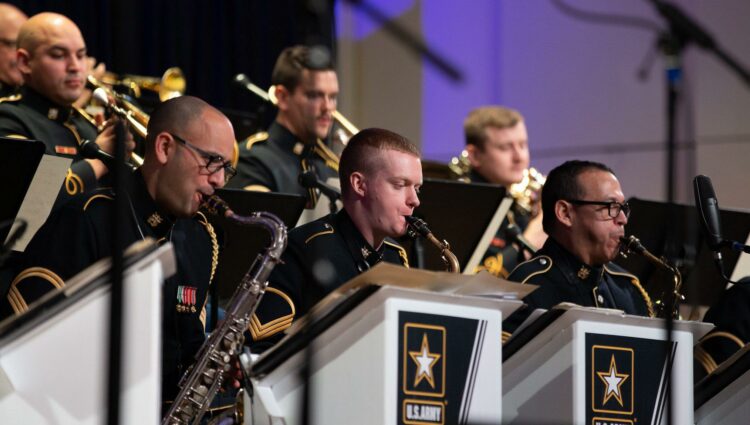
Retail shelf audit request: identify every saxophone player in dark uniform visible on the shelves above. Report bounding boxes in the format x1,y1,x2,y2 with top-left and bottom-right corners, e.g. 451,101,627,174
503,160,654,338
0,12,134,208
227,45,339,211
0,3,26,97
463,106,547,278
2,96,237,403
249,128,418,351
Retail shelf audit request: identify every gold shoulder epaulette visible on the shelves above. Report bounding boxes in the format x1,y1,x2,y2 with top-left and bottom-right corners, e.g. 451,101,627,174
509,255,553,284
83,193,114,211
0,93,21,103
244,131,269,150
304,222,335,244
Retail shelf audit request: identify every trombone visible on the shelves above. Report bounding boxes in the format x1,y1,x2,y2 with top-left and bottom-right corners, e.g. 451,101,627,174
100,67,186,102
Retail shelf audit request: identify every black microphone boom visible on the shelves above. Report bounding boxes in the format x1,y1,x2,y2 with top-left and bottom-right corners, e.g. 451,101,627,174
693,175,724,251
80,139,136,172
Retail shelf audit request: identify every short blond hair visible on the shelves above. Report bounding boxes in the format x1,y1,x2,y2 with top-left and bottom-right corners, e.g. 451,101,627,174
464,106,524,150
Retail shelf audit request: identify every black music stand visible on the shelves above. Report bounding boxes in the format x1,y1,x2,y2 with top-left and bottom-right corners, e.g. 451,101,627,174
0,138,45,243
616,198,750,307
400,178,510,273
206,189,306,307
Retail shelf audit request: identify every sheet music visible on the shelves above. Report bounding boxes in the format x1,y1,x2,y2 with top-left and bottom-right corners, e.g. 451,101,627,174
6,154,72,251
463,196,514,274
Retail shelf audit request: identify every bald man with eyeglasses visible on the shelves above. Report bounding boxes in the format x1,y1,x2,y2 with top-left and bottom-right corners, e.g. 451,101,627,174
502,160,654,337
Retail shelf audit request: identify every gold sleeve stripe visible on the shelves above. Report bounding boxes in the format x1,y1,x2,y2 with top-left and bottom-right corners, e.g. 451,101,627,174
243,184,271,192
304,228,334,244
604,265,655,318
65,169,85,195
699,330,745,349
83,194,114,211
518,255,553,284
8,267,66,315
384,240,410,268
248,287,295,340
5,134,28,139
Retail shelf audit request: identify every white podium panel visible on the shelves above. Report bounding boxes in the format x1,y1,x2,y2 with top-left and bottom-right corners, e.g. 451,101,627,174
0,243,174,425
502,305,711,425
249,286,519,425
695,345,750,425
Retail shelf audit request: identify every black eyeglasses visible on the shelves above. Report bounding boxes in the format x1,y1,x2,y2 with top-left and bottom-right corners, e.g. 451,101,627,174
171,133,236,183
567,199,631,219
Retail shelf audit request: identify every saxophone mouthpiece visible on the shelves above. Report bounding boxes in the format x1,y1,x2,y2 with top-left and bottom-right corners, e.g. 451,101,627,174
405,216,431,238
202,194,233,217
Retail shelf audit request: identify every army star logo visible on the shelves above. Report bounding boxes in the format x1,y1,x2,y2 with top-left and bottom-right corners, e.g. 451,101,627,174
409,333,441,388
597,354,629,406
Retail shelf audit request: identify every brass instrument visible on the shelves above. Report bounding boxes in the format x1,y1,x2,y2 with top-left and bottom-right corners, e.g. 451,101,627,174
101,66,186,101
619,235,683,319
406,216,460,273
447,150,545,215
233,73,359,146
163,195,288,425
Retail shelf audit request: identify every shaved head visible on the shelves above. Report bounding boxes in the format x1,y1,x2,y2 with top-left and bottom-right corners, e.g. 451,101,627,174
18,12,82,55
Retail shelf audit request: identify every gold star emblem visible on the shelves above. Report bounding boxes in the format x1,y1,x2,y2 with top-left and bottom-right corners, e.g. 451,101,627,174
597,354,629,406
409,333,441,388
147,212,163,228
577,265,590,280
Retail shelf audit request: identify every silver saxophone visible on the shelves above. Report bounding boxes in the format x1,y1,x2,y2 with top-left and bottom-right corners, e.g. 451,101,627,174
162,194,288,425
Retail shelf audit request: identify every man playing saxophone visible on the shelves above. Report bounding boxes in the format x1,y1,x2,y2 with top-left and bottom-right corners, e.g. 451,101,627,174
0,12,134,208
463,106,547,277
1,96,237,404
503,160,653,337
248,128,418,351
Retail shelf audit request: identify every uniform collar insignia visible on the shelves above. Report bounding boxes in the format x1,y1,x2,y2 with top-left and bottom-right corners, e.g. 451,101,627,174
577,265,591,280
47,107,59,120
147,212,164,228
361,246,371,259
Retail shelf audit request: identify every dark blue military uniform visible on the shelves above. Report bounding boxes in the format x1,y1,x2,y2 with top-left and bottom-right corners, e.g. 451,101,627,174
0,87,99,208
226,121,338,208
1,169,218,402
503,237,653,337
468,170,532,278
249,209,409,351
0,81,18,98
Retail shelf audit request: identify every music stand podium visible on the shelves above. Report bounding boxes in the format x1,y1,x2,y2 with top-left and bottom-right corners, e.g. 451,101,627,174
247,263,527,425
694,344,750,425
502,304,712,425
0,241,174,425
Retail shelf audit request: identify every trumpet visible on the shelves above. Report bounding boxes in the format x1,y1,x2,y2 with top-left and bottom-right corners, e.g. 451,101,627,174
101,67,186,102
233,73,358,145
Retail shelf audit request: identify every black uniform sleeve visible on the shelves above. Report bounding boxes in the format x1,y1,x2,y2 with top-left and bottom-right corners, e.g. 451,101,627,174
226,149,277,192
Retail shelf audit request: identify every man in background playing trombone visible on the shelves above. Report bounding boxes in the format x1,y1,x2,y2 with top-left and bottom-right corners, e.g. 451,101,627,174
227,45,340,217
0,12,134,208
463,106,547,277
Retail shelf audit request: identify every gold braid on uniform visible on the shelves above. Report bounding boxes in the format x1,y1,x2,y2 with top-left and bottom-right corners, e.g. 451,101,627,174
64,168,85,195
604,265,655,318
314,139,340,172
196,211,219,285
694,331,746,375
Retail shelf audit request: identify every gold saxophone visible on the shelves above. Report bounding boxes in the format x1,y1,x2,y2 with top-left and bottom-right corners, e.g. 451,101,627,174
406,216,460,273
619,235,683,319
162,195,288,425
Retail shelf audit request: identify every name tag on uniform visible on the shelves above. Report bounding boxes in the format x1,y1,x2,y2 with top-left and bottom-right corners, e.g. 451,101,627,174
55,146,77,155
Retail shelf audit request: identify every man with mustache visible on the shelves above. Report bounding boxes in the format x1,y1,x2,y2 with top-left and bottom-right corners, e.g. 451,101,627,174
0,3,26,97
227,45,339,213
2,95,237,404
248,128,419,351
0,12,133,207
503,160,653,337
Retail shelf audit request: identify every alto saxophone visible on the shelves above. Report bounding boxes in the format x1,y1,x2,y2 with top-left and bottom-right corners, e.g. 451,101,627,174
619,235,683,319
162,195,288,425
406,216,460,273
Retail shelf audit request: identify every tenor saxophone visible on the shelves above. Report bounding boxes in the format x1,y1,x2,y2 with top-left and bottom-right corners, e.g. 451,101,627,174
162,195,288,425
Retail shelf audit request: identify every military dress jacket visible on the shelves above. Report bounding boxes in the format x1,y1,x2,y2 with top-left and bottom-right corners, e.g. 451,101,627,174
249,209,410,351
503,237,653,336
0,81,18,98
227,121,338,206
2,170,218,402
468,170,532,278
0,87,99,207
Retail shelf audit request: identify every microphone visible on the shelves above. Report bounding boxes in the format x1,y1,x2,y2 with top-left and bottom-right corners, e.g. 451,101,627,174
693,175,724,252
298,171,341,212
233,73,272,103
505,224,537,255
80,139,136,172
